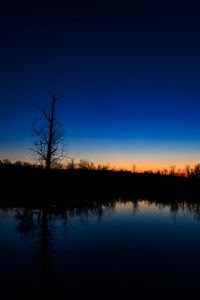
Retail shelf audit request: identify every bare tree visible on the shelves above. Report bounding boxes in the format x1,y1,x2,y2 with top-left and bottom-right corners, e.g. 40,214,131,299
30,93,65,169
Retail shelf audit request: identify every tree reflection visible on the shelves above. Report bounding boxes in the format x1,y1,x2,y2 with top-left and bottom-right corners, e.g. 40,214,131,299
13,200,116,294
15,207,53,291
9,197,200,296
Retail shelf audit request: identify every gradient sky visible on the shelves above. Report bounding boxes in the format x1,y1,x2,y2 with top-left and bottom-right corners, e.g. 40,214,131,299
1,0,200,170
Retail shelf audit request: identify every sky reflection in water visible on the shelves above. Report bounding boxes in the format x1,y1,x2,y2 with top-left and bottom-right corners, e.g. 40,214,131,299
0,200,200,298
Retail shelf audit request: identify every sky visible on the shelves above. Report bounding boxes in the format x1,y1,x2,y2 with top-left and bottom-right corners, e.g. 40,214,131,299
1,0,200,170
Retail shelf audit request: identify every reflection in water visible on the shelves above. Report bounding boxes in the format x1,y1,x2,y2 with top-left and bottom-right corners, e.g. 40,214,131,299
1,198,200,298
12,201,117,295
15,207,52,292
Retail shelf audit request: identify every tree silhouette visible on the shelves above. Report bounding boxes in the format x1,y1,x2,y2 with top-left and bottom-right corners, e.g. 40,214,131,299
30,93,64,169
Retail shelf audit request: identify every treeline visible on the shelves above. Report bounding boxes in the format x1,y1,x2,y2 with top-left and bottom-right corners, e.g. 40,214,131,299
0,158,110,171
1,158,200,207
1,158,200,178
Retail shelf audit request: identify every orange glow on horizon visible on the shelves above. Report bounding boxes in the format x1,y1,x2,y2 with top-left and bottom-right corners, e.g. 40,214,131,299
5,156,199,173
1,148,200,173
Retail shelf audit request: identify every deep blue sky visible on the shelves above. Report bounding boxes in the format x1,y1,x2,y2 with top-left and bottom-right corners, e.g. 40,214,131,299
1,0,200,169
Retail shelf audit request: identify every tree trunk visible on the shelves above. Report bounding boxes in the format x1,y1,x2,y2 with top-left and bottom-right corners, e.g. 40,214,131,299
46,96,55,170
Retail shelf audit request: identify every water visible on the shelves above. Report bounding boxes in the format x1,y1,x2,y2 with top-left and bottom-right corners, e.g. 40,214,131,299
1,200,200,299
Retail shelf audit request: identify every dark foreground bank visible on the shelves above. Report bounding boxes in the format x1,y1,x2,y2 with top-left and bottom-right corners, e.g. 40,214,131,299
1,163,200,207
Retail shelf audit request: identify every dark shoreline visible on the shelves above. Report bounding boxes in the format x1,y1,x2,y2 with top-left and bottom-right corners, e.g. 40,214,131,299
1,165,200,207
